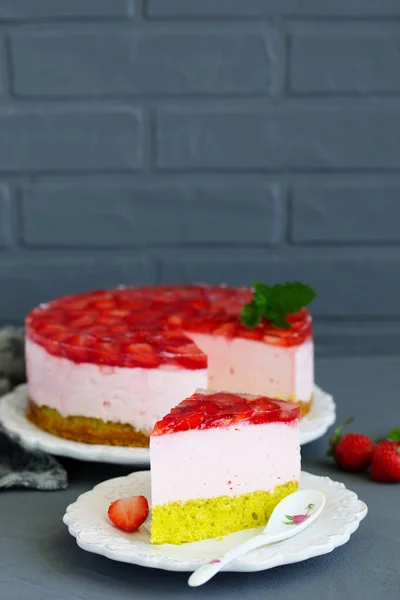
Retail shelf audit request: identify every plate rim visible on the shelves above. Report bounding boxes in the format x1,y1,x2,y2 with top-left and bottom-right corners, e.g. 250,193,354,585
63,470,367,573
0,383,336,464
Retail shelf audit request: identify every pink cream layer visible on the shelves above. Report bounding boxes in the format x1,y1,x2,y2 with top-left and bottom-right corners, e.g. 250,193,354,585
150,420,300,505
186,332,313,401
26,339,207,432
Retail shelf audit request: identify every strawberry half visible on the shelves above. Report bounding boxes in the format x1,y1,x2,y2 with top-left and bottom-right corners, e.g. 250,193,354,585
108,495,149,533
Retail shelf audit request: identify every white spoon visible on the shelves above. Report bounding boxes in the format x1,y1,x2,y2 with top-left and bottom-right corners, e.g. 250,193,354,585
188,489,325,587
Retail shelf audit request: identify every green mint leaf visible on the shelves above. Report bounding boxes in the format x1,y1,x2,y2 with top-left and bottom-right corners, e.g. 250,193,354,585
253,282,271,297
240,280,317,330
387,428,400,442
268,305,291,329
240,302,263,329
269,281,317,316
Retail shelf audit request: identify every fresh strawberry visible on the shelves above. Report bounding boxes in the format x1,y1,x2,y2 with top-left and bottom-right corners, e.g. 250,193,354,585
328,418,375,472
370,439,400,483
108,495,149,533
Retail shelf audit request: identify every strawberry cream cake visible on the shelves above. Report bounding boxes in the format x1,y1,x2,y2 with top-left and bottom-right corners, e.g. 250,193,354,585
25,283,314,446
150,389,300,544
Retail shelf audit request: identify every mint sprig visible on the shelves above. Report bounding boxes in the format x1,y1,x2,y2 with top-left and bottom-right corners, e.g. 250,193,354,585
387,428,400,442
240,281,317,329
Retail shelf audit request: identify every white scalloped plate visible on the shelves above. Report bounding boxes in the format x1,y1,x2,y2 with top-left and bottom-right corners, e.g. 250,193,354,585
63,470,367,573
0,384,335,465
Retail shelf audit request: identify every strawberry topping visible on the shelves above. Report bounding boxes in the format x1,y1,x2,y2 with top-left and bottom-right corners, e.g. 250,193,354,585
108,495,149,533
26,285,312,369
151,390,300,435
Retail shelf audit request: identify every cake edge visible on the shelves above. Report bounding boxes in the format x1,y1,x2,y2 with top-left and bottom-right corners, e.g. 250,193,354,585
26,398,150,447
150,480,299,545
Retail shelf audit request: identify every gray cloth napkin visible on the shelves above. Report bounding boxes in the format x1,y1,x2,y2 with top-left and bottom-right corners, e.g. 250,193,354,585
0,327,68,491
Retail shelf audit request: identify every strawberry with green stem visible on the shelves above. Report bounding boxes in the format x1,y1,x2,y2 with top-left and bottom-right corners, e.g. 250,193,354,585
328,417,375,472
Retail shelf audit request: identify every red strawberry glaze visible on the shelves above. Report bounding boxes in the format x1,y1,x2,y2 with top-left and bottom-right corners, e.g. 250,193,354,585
151,391,300,436
25,285,312,369
181,307,312,347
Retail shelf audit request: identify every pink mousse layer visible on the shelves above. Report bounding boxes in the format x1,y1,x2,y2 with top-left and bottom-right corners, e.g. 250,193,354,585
150,420,300,505
26,339,207,432
186,332,313,401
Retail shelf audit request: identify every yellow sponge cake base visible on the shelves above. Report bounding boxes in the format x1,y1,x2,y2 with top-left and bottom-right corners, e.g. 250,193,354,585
151,480,298,545
27,399,150,447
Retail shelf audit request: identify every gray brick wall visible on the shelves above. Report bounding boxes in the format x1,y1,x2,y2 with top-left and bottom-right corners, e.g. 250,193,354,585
0,0,400,356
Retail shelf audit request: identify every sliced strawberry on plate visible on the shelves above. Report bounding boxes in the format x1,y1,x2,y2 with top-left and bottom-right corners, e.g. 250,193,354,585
108,495,149,533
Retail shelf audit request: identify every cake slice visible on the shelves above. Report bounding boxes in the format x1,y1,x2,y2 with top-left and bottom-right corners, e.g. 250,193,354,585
150,389,300,545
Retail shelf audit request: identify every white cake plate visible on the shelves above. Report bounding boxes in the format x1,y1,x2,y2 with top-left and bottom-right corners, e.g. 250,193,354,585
0,384,335,465
63,470,367,573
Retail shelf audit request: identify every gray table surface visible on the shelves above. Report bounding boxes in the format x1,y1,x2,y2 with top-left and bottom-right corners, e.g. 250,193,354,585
0,355,399,600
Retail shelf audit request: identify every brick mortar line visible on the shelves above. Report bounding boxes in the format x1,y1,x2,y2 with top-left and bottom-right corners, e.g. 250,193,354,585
4,98,400,109
7,92,400,103
142,12,400,23
0,20,276,33
3,173,400,183
1,14,400,27
4,245,400,258
1,168,400,177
